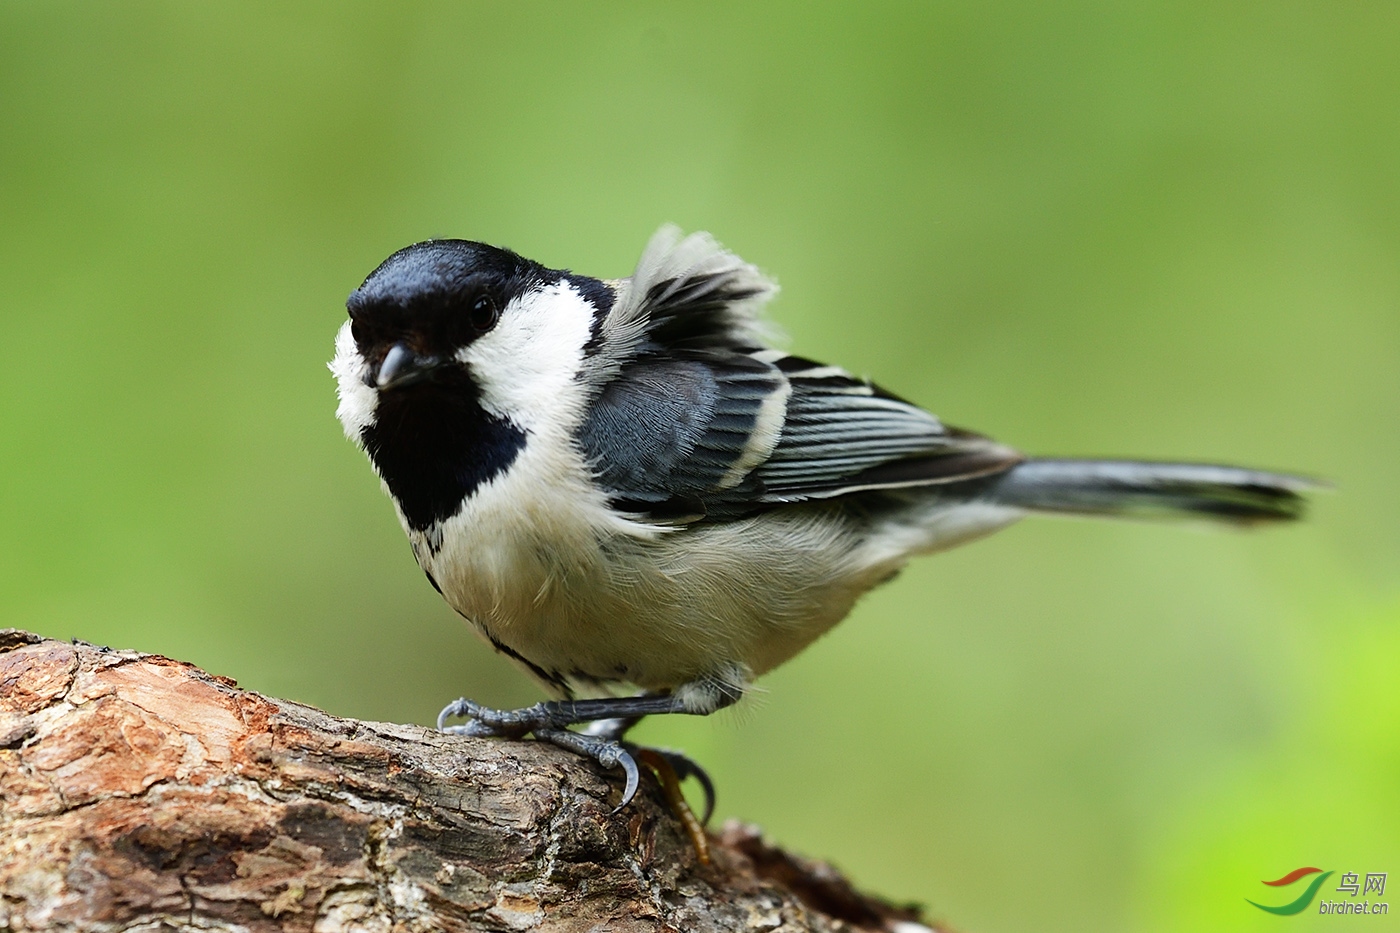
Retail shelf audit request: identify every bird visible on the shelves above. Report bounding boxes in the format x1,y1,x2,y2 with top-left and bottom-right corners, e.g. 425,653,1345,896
331,225,1312,810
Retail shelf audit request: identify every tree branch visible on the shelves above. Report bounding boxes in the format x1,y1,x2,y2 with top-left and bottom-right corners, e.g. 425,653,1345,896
0,630,943,932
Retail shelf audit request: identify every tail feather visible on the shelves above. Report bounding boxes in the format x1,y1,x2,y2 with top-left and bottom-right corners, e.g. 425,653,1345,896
985,459,1316,525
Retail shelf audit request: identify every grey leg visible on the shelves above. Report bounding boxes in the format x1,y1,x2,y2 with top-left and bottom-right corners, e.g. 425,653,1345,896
437,694,692,734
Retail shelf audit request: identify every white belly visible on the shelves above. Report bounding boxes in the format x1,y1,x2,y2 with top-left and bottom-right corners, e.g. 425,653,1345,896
405,441,856,692
409,437,1023,695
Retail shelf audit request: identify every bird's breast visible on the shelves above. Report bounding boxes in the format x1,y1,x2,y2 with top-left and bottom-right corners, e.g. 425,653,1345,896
411,451,893,692
408,429,656,669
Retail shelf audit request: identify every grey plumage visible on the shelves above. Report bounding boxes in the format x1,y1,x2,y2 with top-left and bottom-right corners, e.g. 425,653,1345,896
576,355,782,517
981,459,1312,523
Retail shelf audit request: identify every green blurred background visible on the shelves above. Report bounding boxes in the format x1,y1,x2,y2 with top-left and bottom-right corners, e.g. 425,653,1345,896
3,4,1397,930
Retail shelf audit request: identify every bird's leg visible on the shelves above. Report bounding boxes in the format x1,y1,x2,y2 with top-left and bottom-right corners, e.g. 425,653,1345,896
437,693,693,734
437,682,738,811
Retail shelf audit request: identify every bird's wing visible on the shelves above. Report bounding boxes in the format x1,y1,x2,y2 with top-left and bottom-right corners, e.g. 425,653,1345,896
751,353,1020,502
575,348,1021,523
580,226,779,388
574,226,1019,521
575,352,785,521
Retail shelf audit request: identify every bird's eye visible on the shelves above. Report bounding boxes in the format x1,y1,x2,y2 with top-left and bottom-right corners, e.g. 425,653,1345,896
469,295,499,334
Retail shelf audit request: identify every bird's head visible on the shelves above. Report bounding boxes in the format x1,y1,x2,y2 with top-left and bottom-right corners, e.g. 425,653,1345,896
346,240,545,391
333,239,614,439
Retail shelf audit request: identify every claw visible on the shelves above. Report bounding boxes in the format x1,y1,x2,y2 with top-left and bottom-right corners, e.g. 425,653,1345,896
437,698,547,737
439,719,501,738
646,748,716,826
436,697,470,731
635,748,711,864
534,728,640,811
610,748,641,813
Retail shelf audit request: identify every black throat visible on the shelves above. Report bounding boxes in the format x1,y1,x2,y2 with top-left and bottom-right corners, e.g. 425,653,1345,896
361,371,526,532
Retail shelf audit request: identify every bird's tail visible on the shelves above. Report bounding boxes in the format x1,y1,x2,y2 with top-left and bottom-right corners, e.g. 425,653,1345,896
983,459,1316,525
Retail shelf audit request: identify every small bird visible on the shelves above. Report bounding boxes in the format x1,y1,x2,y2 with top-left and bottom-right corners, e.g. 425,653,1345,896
332,226,1311,809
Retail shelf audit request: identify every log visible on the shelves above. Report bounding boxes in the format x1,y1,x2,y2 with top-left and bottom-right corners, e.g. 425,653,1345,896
0,630,943,932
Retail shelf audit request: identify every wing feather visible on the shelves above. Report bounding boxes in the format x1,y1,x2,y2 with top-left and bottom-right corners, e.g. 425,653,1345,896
581,227,780,389
572,227,1021,522
576,350,1019,521
755,359,1019,499
576,354,785,515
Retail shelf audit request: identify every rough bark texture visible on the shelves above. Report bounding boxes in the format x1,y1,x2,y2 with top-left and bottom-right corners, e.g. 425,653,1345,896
0,631,944,933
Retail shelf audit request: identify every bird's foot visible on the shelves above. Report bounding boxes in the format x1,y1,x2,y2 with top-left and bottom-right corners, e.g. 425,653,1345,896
632,746,715,863
437,697,548,738
538,727,641,812
629,744,716,827
437,696,682,811
436,696,716,823
437,693,688,735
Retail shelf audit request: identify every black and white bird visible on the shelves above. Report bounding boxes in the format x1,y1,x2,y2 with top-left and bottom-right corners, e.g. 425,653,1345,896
332,226,1311,809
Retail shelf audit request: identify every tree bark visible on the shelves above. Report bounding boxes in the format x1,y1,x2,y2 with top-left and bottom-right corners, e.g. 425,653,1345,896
0,630,943,933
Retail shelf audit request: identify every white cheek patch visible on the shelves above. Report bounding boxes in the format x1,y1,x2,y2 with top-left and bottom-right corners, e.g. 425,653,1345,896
330,321,377,442
458,280,596,432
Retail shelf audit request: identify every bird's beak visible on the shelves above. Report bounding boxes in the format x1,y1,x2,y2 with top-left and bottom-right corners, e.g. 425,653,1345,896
374,342,443,390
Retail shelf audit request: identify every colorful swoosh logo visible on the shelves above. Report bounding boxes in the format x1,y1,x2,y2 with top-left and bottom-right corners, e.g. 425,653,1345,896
1248,867,1333,915
1263,867,1324,887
